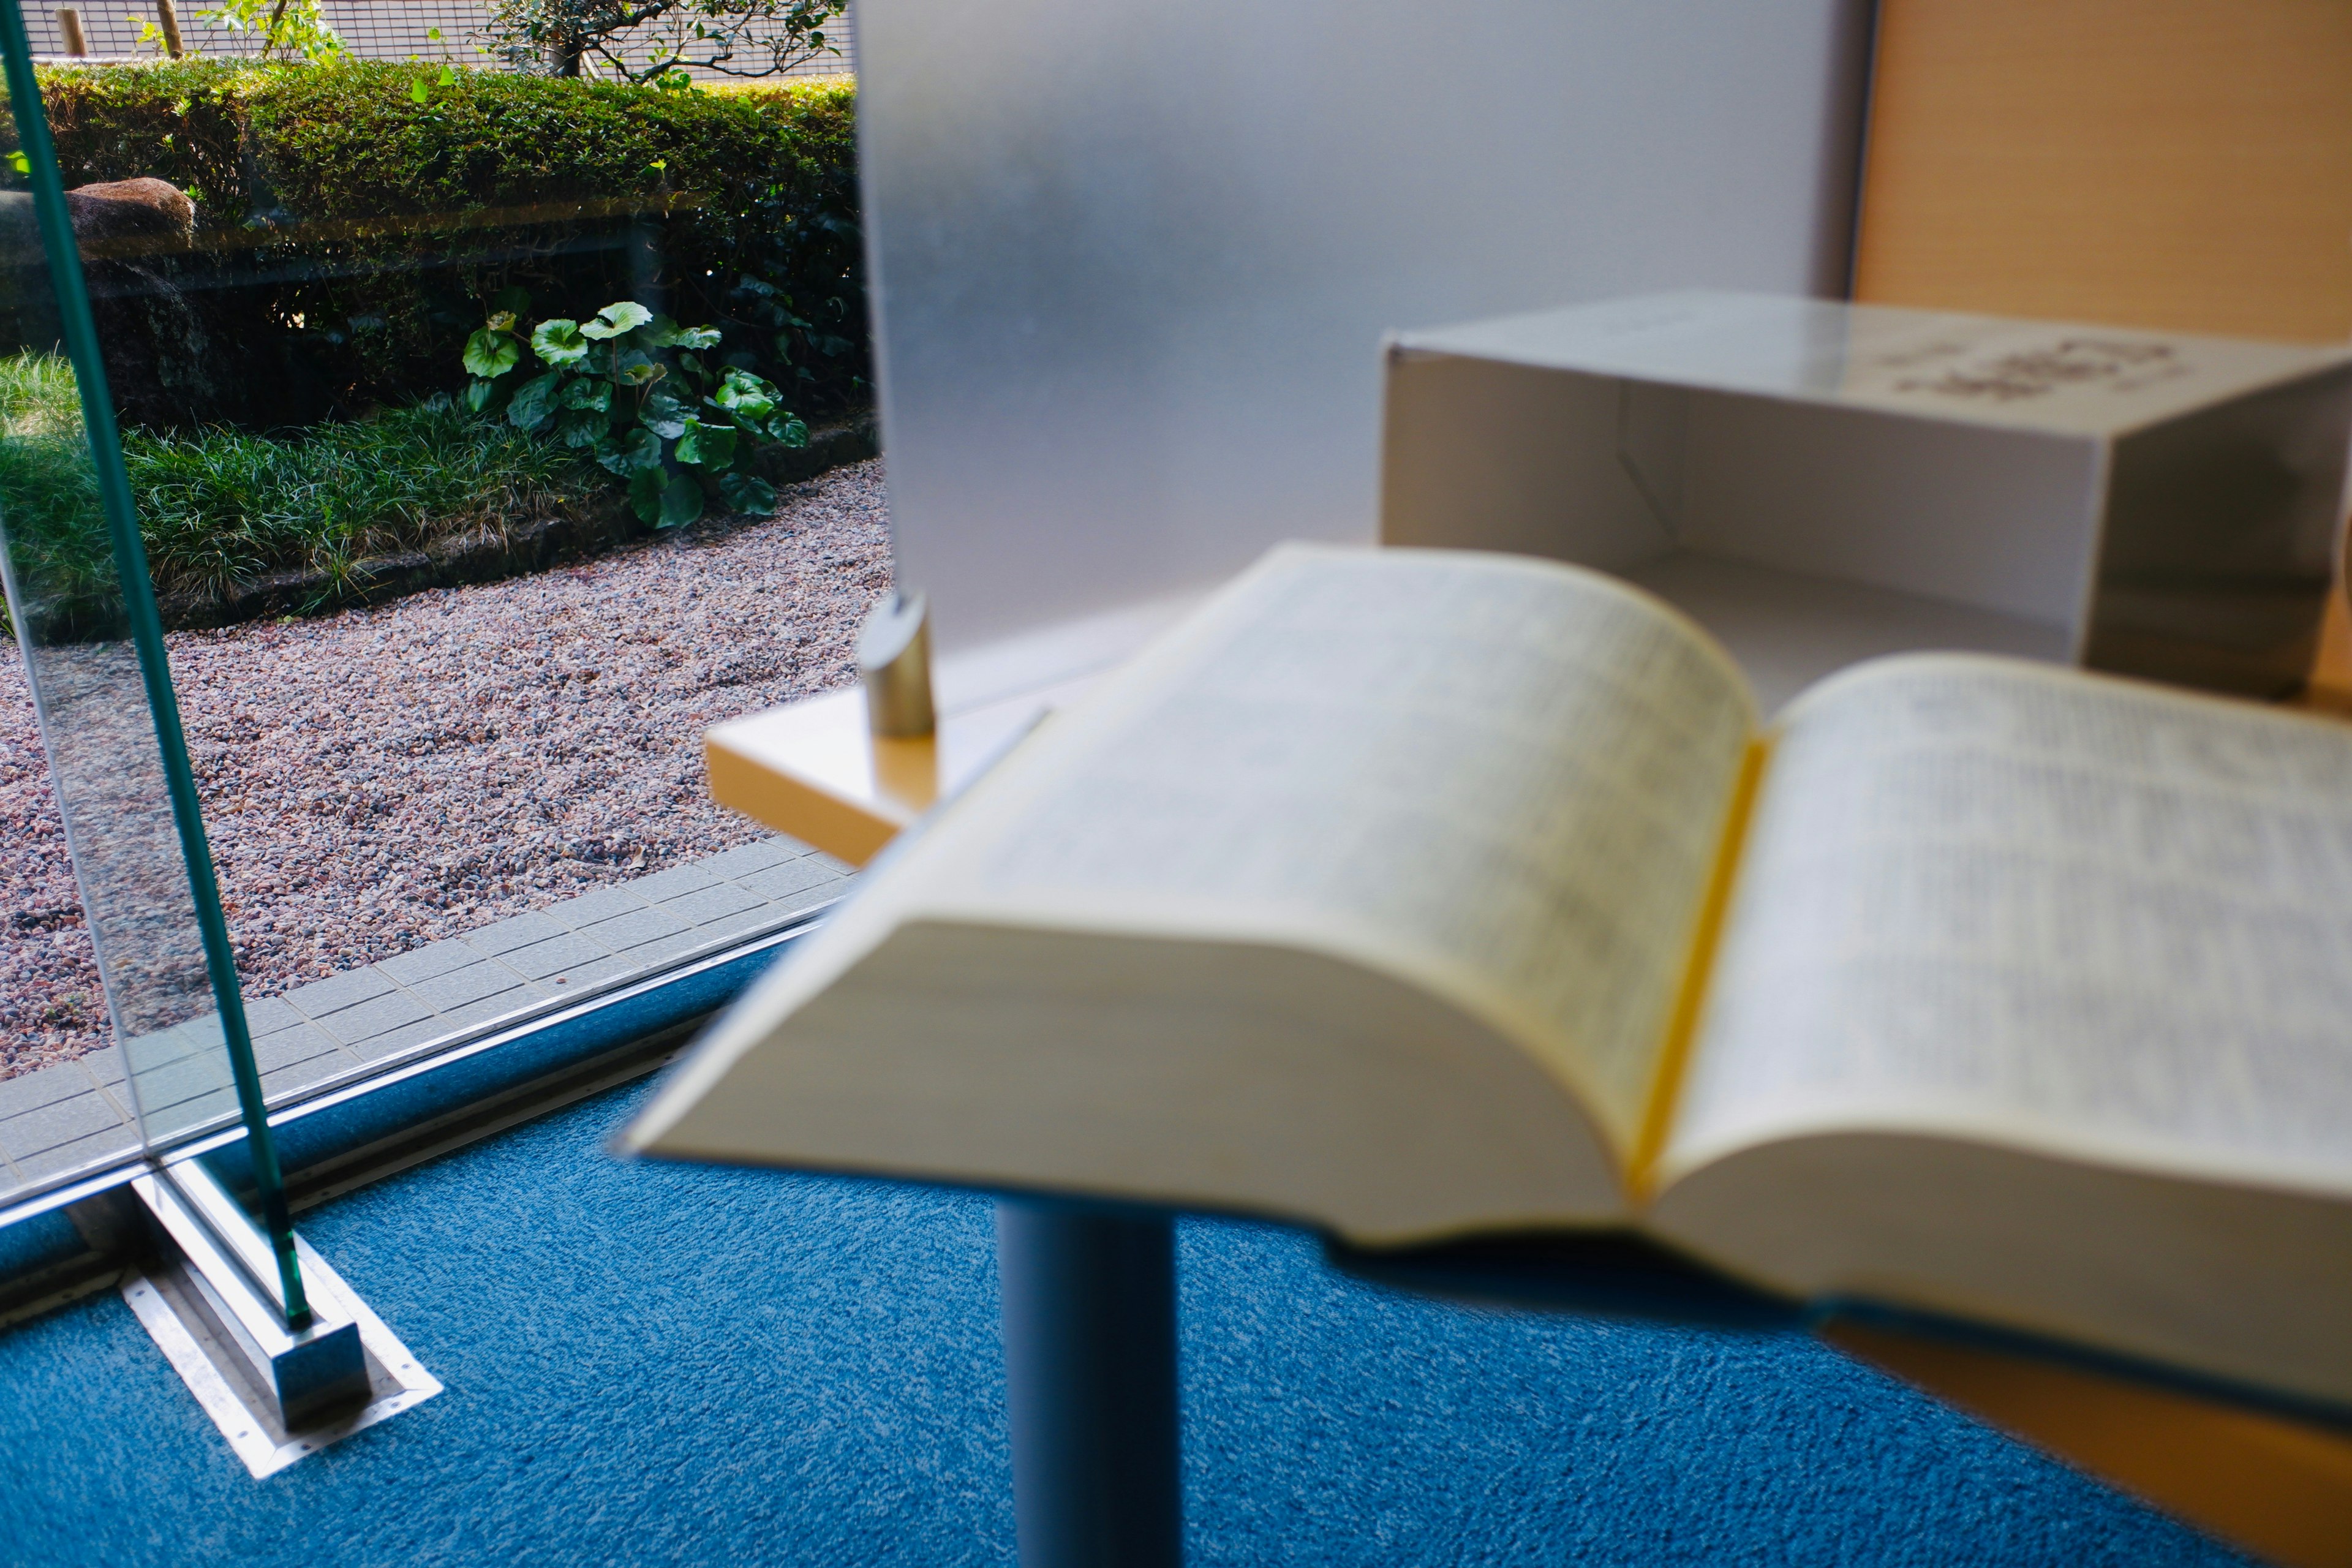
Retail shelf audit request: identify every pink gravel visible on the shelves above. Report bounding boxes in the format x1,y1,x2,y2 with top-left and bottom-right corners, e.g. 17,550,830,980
0,459,891,1079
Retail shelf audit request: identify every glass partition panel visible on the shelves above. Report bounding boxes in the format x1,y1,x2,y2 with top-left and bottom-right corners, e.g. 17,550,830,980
0,0,304,1317
0,1,867,1217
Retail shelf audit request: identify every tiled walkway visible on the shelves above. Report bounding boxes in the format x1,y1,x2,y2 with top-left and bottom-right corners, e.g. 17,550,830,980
0,833,848,1205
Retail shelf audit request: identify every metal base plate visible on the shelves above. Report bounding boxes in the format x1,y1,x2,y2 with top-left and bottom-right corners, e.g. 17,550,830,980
123,1234,440,1478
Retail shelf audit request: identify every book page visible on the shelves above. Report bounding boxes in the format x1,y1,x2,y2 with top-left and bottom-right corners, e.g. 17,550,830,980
918,545,1758,1155
1661,654,2352,1194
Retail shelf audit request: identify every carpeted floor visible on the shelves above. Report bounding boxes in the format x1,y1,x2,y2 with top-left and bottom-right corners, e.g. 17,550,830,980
0,1076,2248,1567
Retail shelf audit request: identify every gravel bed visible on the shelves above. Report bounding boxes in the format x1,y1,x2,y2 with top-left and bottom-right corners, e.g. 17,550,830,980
0,459,891,1079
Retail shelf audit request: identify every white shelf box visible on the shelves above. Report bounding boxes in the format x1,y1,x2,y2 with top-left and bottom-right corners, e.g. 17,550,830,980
1381,292,2352,709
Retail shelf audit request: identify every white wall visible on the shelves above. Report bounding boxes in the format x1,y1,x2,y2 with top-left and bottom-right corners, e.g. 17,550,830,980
858,0,1876,650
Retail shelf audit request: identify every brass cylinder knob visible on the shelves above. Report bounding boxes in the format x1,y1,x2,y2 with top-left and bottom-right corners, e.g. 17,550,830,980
857,590,935,739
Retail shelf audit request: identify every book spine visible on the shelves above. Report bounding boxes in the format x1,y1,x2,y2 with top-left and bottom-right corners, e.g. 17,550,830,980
1630,736,1770,1194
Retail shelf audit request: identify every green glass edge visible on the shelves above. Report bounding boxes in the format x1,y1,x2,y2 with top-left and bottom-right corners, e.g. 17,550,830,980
0,13,310,1325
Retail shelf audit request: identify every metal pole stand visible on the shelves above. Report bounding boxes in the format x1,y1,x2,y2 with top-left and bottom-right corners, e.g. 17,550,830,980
997,1199,1182,1568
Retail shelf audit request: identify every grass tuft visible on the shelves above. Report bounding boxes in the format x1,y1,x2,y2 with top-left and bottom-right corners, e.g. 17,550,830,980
127,398,603,605
0,352,608,629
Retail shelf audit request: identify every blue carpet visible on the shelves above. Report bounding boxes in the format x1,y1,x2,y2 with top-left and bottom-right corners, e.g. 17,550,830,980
0,1076,2248,1567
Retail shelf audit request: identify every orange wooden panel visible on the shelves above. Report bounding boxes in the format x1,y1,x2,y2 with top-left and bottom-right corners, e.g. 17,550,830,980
1856,0,2352,344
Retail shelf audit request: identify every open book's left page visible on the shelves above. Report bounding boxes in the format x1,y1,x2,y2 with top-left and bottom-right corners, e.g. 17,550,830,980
633,545,1757,1240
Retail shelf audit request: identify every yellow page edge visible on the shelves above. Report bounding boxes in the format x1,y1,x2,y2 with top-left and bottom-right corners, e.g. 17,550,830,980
1629,734,1770,1198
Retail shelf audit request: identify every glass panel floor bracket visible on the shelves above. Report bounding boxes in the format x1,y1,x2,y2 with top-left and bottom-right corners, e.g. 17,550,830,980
119,1158,440,1478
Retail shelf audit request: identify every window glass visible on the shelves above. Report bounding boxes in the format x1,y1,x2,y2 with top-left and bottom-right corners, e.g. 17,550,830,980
0,5,875,1204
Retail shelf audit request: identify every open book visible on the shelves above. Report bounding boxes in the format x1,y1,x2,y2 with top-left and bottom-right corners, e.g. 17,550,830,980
630,544,2352,1409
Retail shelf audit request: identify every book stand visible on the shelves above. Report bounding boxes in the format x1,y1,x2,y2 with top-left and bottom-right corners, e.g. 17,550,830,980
999,1202,1183,1568
699,680,2352,1568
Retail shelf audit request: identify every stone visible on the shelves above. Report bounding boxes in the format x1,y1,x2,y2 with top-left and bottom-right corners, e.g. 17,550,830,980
62,176,196,250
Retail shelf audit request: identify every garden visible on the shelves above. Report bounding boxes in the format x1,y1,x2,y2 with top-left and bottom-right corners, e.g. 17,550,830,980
12,50,867,616
0,42,889,1079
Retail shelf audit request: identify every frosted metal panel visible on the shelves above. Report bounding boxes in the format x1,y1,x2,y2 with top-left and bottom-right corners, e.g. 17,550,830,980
859,0,1875,650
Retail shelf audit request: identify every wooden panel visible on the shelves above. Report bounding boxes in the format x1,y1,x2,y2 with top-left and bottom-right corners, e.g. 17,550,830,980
1856,0,2352,342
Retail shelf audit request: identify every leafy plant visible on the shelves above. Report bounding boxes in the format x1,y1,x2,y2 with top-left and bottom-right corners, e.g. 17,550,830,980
149,0,348,64
478,0,844,84
727,264,856,396
407,25,462,104
464,296,806,527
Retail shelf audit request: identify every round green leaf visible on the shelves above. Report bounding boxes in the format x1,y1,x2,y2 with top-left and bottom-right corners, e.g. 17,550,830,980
531,319,589,366
674,417,739,472
581,301,655,341
558,407,606,448
506,369,563,431
462,328,520,379
720,471,777,516
712,372,776,423
597,426,664,477
658,475,704,528
639,391,690,440
628,467,667,526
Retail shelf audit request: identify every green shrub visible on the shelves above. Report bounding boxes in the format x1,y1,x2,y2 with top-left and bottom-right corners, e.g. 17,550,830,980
19,60,249,212
13,61,864,421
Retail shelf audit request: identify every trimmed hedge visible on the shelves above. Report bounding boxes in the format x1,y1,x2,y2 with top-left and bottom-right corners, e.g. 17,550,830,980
13,61,864,424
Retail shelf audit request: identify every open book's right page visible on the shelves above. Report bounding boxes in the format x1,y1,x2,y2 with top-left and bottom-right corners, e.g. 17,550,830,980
1648,654,2352,1400
1661,654,2352,1188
